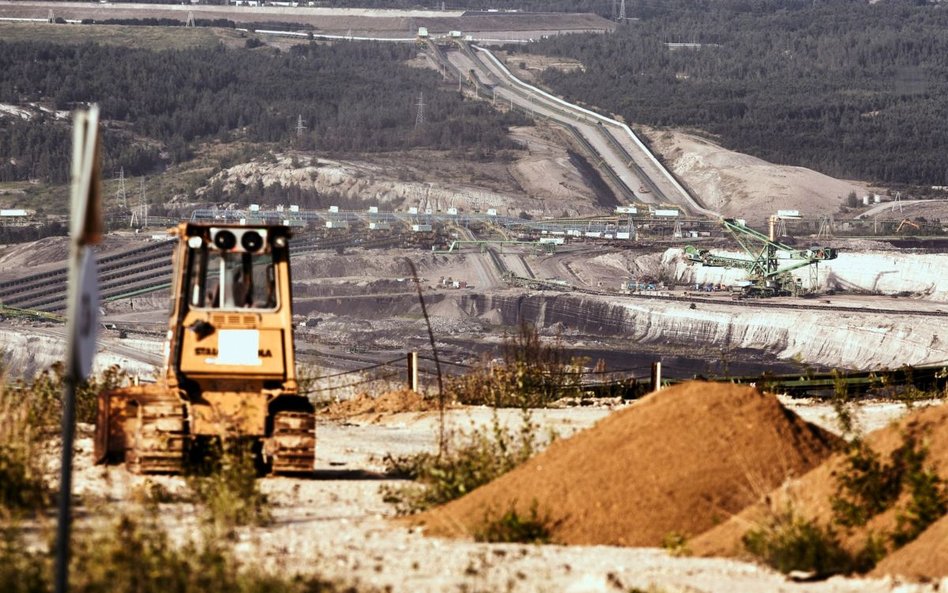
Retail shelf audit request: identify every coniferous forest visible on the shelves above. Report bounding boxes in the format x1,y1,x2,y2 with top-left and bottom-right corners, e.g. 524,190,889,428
520,0,948,186
0,40,527,184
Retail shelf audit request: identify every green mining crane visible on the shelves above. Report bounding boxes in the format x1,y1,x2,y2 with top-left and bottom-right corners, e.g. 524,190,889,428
684,217,838,297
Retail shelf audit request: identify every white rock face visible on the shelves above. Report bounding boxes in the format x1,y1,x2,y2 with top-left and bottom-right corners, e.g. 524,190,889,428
662,248,948,300
612,298,945,370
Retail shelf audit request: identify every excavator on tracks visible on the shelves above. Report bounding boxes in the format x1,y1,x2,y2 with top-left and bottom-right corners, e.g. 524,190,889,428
94,222,315,474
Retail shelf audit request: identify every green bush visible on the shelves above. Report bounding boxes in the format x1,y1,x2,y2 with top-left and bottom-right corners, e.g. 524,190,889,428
661,531,690,557
474,501,555,544
13,363,128,429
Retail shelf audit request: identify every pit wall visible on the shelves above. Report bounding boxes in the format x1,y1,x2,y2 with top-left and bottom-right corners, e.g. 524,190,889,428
661,249,948,300
297,291,946,371
456,293,946,371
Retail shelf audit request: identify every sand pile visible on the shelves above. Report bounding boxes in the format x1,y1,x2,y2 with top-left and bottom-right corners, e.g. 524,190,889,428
321,389,444,421
690,402,948,580
414,381,838,546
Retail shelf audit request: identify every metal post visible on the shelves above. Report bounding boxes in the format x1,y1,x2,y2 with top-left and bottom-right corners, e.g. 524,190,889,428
407,351,419,392
650,361,662,392
55,376,77,593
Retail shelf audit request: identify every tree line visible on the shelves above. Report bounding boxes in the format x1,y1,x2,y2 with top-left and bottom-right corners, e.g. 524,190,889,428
519,0,948,186
0,39,527,184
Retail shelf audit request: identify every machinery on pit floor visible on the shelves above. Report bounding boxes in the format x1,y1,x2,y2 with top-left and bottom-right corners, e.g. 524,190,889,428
94,222,315,474
684,215,838,297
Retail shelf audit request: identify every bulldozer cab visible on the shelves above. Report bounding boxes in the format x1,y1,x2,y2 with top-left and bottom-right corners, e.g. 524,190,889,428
168,224,297,387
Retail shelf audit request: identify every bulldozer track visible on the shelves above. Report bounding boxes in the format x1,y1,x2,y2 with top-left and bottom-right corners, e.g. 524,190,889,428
269,411,316,475
126,399,186,474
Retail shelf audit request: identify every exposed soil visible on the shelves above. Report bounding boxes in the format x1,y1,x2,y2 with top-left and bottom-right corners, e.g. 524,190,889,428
690,401,948,580
412,381,839,546
642,128,872,224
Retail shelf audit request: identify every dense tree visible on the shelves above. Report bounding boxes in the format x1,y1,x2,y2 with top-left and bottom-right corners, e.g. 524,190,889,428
519,0,948,185
0,39,527,183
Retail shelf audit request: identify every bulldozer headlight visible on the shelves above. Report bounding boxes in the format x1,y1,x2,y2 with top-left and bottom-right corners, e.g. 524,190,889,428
213,230,237,251
209,227,269,253
241,230,264,252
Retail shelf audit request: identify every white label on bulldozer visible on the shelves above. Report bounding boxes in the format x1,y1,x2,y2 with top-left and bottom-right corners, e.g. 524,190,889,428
210,330,261,366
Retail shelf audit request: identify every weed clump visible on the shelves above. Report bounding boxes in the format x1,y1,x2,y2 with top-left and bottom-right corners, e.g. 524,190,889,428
17,363,127,428
742,507,880,577
186,440,270,532
0,511,351,593
0,379,49,513
447,322,585,408
474,501,555,544
383,410,543,514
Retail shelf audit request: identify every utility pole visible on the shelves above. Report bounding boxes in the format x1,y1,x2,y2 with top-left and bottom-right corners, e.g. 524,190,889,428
619,0,626,21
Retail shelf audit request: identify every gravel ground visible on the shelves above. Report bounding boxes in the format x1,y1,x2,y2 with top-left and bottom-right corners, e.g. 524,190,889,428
58,400,947,593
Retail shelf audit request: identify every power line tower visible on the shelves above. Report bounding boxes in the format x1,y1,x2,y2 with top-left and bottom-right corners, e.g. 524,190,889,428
816,215,834,241
115,167,128,210
131,178,148,228
186,10,195,27
618,0,627,21
296,114,307,137
415,93,426,128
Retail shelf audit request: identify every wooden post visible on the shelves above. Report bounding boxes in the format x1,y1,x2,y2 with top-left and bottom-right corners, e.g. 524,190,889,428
650,361,662,392
407,351,419,392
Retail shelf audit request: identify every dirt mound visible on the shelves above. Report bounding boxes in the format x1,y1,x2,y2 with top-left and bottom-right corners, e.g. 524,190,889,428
412,381,838,546
871,514,948,579
690,402,948,580
321,389,444,421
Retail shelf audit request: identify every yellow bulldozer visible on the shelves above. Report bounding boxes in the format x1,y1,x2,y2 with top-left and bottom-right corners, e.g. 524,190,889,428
94,222,315,474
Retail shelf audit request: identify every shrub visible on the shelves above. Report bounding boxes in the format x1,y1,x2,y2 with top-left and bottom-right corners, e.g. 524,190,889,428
831,439,903,528
742,507,867,577
382,409,543,514
832,430,947,549
474,500,555,544
890,435,947,548
14,364,128,429
0,379,49,513
447,322,586,408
